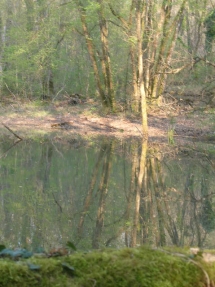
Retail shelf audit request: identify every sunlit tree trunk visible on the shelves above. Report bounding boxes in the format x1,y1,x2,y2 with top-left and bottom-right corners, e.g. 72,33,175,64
128,2,140,113
135,0,148,136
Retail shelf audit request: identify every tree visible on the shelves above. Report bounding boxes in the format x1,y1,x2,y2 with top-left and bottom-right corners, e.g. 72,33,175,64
109,0,187,135
75,0,115,110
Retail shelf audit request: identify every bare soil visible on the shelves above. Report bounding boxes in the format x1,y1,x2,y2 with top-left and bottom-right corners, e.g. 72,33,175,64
0,98,214,143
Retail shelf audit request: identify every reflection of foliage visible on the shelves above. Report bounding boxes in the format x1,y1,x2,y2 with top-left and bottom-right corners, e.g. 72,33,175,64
200,199,215,232
199,178,215,232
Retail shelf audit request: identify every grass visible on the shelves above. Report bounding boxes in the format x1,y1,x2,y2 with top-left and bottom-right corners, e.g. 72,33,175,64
0,246,210,287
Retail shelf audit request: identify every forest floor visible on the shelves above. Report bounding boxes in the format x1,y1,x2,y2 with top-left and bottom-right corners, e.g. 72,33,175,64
0,96,215,143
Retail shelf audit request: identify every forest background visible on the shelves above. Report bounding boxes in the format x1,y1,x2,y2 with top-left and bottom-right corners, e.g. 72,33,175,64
1,0,215,136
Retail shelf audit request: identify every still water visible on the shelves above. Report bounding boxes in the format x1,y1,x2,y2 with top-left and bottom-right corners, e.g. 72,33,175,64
0,135,215,251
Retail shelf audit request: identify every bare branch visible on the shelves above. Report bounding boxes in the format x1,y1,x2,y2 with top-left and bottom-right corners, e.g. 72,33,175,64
156,62,193,74
194,56,215,68
2,123,23,140
108,3,129,30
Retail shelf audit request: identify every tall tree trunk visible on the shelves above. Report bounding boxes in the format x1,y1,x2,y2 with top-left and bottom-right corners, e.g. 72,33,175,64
150,0,187,102
125,141,139,246
131,140,147,247
136,0,148,137
92,142,112,248
149,157,166,246
75,0,114,110
108,1,140,113
97,0,115,110
0,12,3,96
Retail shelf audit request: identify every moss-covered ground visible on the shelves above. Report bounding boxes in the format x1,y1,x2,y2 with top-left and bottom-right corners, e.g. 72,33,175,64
0,246,214,287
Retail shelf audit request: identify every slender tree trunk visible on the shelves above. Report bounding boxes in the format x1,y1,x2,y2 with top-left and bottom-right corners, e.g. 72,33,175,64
124,141,139,247
97,0,115,110
109,1,140,113
0,12,3,96
136,0,148,136
143,0,153,99
36,144,53,193
78,147,105,238
131,140,147,247
150,0,187,102
150,0,172,101
92,142,112,248
75,0,114,110
128,0,140,113
149,157,166,246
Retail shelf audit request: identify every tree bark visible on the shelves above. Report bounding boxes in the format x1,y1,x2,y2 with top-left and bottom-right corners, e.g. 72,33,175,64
75,0,115,110
97,0,115,110
135,0,148,136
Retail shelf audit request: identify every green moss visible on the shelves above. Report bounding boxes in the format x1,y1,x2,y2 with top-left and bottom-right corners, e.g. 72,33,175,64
0,247,209,287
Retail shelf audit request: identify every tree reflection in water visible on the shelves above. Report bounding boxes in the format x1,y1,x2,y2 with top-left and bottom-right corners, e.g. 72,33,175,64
0,136,215,250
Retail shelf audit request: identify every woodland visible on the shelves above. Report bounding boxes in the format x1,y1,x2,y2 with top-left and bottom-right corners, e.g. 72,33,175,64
1,1,215,286
1,0,215,137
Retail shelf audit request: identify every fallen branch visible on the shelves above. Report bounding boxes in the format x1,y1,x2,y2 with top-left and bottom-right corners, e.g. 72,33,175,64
2,123,23,140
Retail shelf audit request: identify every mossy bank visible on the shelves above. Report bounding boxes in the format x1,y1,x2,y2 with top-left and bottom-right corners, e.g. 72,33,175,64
1,246,214,287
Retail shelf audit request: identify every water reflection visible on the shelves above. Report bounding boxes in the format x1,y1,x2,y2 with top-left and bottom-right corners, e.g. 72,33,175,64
0,135,215,251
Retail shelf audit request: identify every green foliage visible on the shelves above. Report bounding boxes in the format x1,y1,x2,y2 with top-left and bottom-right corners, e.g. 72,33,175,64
66,241,77,252
0,0,133,102
0,245,6,252
205,10,215,37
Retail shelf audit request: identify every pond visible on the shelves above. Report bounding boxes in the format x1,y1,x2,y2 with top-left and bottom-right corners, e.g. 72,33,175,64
0,134,215,251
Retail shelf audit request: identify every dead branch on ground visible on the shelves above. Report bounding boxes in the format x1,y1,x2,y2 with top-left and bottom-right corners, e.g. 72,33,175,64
2,123,23,140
